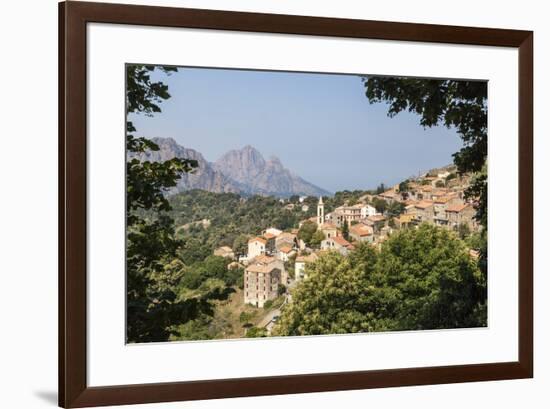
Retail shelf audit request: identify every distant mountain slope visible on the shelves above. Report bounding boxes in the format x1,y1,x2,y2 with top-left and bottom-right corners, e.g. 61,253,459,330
130,137,243,194
213,145,330,197
129,138,330,197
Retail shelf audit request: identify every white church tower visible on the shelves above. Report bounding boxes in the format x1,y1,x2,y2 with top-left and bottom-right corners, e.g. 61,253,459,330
317,196,324,226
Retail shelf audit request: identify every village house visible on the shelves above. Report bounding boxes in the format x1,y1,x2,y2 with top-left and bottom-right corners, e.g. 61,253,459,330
275,232,298,249
433,195,463,226
361,204,378,218
262,233,277,254
445,203,477,231
319,222,338,239
246,237,266,261
227,261,243,270
213,246,235,259
395,213,415,229
327,203,378,228
244,255,285,307
349,223,374,243
412,200,435,224
294,252,319,282
321,236,354,256
263,227,283,237
378,189,400,203
277,244,296,262
365,214,387,232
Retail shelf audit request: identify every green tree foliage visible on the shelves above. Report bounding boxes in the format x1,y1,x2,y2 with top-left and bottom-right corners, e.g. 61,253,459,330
274,225,486,336
446,172,457,182
362,77,487,219
398,180,410,192
310,230,326,249
297,220,318,246
246,327,268,338
371,197,387,214
386,201,405,218
362,76,488,280
376,224,486,329
458,222,471,239
126,65,216,343
376,183,387,194
341,220,350,240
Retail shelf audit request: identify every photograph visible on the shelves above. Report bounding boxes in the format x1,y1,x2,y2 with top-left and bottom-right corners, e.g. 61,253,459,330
126,64,488,343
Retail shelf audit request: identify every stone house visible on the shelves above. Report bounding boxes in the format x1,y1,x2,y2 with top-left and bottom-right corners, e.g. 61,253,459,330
413,200,435,224
321,236,355,256
213,246,235,259
244,255,285,308
277,244,296,262
349,223,374,243
445,203,477,231
294,252,318,282
247,237,266,261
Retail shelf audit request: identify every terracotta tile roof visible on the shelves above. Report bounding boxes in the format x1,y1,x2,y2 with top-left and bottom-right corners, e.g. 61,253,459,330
380,190,398,198
215,246,233,252
248,237,266,244
277,232,297,241
446,203,471,213
367,215,386,222
397,214,415,222
251,254,276,264
263,233,276,239
415,200,434,209
279,245,294,253
246,263,278,274
320,222,337,230
332,236,353,247
350,224,373,237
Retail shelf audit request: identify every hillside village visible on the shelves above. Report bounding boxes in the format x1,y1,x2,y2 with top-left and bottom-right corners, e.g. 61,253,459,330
210,166,480,334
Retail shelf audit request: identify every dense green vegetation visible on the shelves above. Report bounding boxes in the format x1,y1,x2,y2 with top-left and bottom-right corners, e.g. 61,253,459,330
125,68,488,343
273,224,486,336
362,77,488,278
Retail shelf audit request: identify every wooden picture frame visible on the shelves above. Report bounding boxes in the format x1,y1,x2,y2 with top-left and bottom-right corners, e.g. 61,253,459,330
59,1,533,407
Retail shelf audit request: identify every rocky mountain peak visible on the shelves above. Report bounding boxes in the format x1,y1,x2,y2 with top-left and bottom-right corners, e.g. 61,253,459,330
131,137,330,197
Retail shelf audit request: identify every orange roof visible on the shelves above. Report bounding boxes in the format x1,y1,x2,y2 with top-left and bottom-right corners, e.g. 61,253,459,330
279,245,294,253
415,200,434,209
367,215,386,222
252,254,276,264
446,203,471,213
296,253,318,263
320,222,337,230
248,237,266,244
332,236,353,247
350,224,373,237
246,263,278,274
380,190,398,198
433,196,454,204
263,233,276,239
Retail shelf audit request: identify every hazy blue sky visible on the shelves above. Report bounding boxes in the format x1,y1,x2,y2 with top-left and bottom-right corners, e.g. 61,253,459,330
129,67,462,193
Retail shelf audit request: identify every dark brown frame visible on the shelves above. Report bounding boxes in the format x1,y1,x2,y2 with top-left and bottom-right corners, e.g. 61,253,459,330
59,1,533,407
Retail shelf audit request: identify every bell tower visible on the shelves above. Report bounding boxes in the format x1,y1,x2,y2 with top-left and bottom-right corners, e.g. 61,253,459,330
317,196,324,226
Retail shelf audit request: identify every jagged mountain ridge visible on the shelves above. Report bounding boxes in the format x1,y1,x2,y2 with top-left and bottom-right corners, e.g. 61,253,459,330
129,137,330,197
129,137,244,194
213,145,330,197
